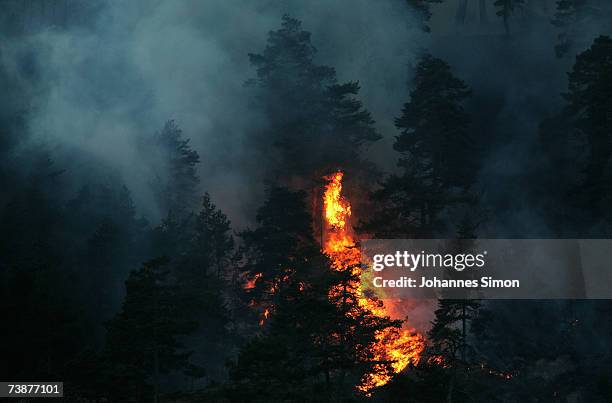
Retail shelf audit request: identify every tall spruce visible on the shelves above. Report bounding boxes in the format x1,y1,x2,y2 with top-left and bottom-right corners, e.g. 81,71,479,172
406,0,444,31
552,1,611,57
494,0,524,34
0,169,83,380
105,257,200,403
565,36,612,220
540,36,612,230
248,15,380,183
362,55,476,238
426,217,481,402
175,194,234,381
230,186,400,401
149,193,234,382
150,120,200,217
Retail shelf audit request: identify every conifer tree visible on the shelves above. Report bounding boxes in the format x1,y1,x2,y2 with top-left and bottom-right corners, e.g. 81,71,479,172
236,186,322,335
406,0,444,31
175,194,234,380
494,0,524,34
540,36,612,229
105,257,200,402
230,186,400,401
422,216,481,403
551,1,611,57
194,193,234,279
149,193,234,381
362,55,476,238
0,159,85,381
150,120,200,217
248,15,380,183
565,36,612,214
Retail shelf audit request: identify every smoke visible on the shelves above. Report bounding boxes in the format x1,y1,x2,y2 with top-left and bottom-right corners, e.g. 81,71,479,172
426,1,611,238
3,2,612,381
4,0,426,225
4,0,610,247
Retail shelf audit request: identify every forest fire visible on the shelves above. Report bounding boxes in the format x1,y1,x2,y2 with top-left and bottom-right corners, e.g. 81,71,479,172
244,272,262,290
322,171,425,393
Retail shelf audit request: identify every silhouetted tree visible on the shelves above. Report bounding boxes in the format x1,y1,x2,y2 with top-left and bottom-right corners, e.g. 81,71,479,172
66,183,147,338
238,187,317,311
552,0,611,57
406,0,444,31
229,186,400,401
195,193,235,279
105,257,200,403
565,36,612,217
362,55,476,238
149,192,234,383
0,157,88,382
150,120,200,217
494,0,524,34
540,36,612,230
173,194,234,381
248,15,381,184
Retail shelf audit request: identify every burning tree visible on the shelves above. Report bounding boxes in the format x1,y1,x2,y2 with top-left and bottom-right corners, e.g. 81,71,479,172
322,171,425,393
230,180,423,400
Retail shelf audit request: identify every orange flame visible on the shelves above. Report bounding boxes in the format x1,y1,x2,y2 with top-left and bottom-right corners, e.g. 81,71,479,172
324,172,352,229
259,308,271,326
322,171,424,394
244,272,262,290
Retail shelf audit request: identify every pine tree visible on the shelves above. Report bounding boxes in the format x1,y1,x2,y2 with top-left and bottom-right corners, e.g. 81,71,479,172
361,55,476,238
237,186,320,328
247,15,380,183
406,0,444,32
542,36,612,228
0,158,85,381
552,0,583,56
194,193,235,280
150,120,200,217
551,1,610,57
423,215,481,403
149,193,235,382
229,186,400,401
494,0,524,34
66,184,147,336
105,257,200,402
174,194,234,381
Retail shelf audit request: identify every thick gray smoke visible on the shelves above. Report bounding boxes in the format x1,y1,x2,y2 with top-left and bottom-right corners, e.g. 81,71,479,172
5,0,611,234
9,0,425,225
426,1,611,237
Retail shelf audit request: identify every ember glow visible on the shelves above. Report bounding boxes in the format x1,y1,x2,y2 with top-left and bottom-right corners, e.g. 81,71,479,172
259,308,271,326
244,272,262,290
322,171,425,393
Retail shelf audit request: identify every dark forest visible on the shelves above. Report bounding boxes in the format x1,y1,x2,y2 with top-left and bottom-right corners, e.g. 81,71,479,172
1,0,611,402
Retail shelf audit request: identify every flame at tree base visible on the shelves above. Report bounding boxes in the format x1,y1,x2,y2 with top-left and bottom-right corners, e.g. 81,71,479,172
322,171,425,394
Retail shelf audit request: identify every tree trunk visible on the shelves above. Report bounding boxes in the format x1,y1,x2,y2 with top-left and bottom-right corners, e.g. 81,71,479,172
216,255,222,279
154,343,160,403
447,366,455,403
479,0,488,25
456,0,469,25
153,295,160,403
